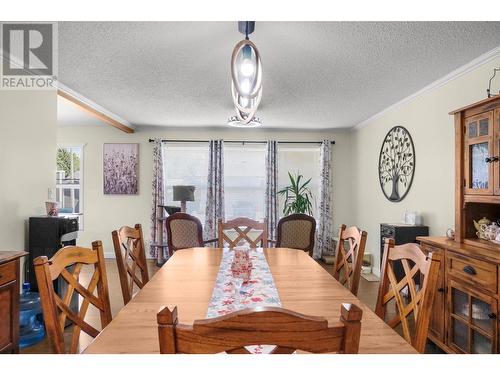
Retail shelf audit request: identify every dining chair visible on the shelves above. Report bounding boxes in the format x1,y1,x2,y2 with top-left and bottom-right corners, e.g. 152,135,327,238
375,238,441,353
332,224,368,296
157,303,363,354
217,217,268,248
275,213,316,256
166,213,218,256
112,223,149,305
33,241,112,354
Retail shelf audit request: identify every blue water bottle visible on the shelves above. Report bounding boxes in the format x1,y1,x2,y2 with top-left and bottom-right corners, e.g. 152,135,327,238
19,282,45,348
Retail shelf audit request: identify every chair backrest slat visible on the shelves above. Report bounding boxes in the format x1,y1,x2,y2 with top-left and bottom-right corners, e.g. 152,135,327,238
157,303,363,354
375,239,441,353
333,224,367,296
218,217,268,248
112,223,149,305
275,214,316,256
34,241,112,354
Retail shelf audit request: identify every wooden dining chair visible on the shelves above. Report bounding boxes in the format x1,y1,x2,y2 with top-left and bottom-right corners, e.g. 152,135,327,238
375,238,441,353
332,224,367,296
166,213,218,256
218,217,268,248
112,223,149,305
157,303,363,354
33,241,112,354
275,214,316,256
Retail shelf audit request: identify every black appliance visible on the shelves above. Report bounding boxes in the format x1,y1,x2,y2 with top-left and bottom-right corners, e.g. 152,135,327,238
380,223,429,281
27,216,79,318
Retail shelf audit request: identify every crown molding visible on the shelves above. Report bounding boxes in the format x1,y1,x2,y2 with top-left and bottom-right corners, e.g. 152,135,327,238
352,44,500,131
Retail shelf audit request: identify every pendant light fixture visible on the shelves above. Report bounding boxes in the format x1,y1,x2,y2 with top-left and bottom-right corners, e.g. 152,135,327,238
228,21,263,127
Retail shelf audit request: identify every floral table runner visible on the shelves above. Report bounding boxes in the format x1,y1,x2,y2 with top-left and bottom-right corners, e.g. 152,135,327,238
206,247,281,354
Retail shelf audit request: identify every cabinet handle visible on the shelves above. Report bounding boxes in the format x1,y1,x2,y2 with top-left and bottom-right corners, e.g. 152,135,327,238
493,156,500,162
485,157,493,163
488,313,497,320
437,287,446,293
463,265,477,275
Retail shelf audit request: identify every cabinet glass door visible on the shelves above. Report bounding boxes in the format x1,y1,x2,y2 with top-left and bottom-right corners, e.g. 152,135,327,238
464,112,494,195
448,281,497,353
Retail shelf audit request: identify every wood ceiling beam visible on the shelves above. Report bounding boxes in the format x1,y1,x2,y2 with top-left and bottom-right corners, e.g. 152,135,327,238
57,88,134,134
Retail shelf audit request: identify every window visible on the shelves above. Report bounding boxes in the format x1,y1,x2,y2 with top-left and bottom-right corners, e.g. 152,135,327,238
277,144,321,218
224,143,266,220
163,143,209,222
56,145,84,226
162,142,320,223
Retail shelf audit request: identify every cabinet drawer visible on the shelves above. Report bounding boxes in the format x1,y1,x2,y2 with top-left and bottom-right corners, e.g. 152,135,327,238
447,253,497,294
0,261,16,286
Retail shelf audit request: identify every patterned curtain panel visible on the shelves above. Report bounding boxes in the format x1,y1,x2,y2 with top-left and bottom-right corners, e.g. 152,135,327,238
204,140,225,240
265,140,278,241
149,139,168,262
314,140,333,259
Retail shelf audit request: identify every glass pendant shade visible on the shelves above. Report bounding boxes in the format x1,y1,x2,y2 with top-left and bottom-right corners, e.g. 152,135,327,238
231,39,262,124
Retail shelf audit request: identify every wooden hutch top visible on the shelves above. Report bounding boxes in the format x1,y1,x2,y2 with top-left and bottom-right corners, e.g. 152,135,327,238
451,94,500,254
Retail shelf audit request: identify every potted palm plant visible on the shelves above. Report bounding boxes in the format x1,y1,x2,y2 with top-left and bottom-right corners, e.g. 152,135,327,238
278,172,314,215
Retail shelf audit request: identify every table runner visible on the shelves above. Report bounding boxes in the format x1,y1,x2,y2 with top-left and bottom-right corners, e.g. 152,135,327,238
206,248,281,354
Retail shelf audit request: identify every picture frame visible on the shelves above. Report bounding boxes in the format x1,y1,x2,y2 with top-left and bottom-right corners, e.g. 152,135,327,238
103,143,139,195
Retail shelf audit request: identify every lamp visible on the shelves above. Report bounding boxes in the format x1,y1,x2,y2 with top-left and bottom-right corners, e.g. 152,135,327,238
230,21,262,126
173,185,195,213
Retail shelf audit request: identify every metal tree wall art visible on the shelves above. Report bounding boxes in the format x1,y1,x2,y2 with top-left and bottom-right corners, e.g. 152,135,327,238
378,126,415,202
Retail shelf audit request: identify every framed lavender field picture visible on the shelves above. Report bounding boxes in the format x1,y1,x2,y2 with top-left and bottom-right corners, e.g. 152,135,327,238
103,143,139,195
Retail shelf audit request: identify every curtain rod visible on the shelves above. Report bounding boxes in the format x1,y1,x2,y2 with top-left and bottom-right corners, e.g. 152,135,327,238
148,139,335,145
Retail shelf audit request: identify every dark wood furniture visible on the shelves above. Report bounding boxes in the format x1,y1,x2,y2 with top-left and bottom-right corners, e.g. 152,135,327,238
112,223,150,305
417,96,500,353
333,224,367,296
380,223,429,281
218,217,268,249
275,213,316,256
33,242,112,353
0,251,27,354
375,239,441,353
157,303,363,354
28,216,78,291
166,213,217,256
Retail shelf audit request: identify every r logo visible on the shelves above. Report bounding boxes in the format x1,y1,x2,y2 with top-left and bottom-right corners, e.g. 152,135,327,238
2,23,53,75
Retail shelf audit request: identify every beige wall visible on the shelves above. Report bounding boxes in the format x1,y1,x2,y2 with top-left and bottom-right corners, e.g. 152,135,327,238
351,55,500,275
57,125,352,258
0,90,57,254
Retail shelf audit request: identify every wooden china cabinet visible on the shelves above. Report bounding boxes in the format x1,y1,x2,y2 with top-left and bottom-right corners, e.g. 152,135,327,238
418,96,500,354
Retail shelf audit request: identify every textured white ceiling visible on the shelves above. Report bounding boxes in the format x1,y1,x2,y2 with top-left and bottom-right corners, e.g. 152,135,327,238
58,22,500,129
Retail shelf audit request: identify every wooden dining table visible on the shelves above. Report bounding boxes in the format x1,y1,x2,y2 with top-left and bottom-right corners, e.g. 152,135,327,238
84,247,417,354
